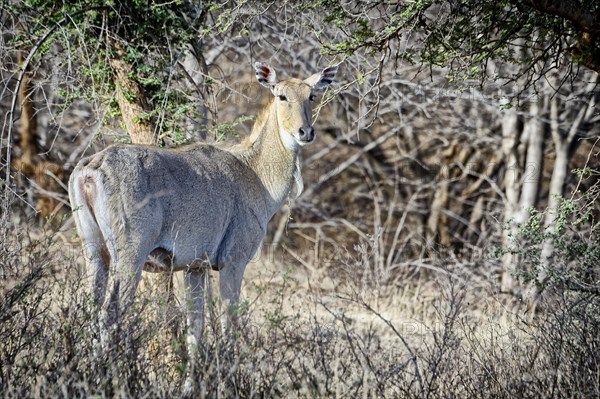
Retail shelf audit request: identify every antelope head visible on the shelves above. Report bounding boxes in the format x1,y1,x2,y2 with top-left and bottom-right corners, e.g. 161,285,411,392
255,62,338,150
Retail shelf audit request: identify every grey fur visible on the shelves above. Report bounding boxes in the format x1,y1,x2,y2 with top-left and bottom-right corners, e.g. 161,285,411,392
68,63,338,362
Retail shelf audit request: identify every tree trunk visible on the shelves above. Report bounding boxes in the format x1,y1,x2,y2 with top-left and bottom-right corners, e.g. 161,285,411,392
501,97,545,294
109,45,155,145
181,44,212,140
538,90,564,274
501,108,522,293
11,50,65,222
538,75,597,287
515,99,544,225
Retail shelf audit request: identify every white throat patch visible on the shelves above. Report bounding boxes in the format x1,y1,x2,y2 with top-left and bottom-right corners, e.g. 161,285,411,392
279,127,300,151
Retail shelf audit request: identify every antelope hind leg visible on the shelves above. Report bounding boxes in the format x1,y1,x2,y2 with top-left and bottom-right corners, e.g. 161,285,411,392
104,248,146,331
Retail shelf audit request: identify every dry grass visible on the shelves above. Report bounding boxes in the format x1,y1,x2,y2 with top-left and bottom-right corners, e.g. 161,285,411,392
1,218,599,399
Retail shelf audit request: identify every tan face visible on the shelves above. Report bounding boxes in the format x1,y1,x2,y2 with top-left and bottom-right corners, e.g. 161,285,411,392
254,62,338,150
273,79,316,146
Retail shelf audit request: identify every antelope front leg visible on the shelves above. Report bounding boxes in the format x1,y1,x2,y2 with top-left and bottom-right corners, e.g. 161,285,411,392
219,264,245,334
184,268,207,354
182,268,208,396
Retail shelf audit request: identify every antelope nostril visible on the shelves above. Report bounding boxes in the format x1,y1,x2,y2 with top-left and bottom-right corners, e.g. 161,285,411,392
299,127,315,142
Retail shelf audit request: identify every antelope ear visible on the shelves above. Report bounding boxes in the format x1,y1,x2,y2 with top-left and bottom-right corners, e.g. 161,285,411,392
255,62,278,89
305,64,338,90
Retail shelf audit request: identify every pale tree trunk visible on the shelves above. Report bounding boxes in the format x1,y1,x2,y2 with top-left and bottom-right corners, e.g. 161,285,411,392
537,75,598,291
180,44,212,141
515,98,544,225
501,108,522,292
178,2,211,140
501,97,545,294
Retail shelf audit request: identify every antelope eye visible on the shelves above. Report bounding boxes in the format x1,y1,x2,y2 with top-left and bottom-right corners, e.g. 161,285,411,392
309,94,315,101
278,95,287,101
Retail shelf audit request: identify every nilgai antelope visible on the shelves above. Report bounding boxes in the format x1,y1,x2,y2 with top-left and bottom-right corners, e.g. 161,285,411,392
68,62,338,348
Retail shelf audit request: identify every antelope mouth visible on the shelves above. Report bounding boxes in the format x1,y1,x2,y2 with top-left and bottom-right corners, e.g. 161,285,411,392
295,136,315,147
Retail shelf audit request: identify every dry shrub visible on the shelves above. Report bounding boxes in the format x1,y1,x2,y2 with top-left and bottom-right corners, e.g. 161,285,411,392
1,219,599,398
